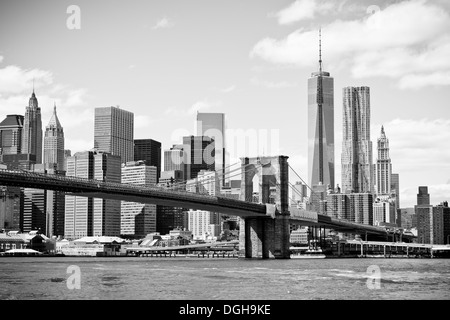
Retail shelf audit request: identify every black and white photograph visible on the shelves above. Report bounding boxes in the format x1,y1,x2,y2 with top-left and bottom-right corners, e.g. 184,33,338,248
0,0,449,309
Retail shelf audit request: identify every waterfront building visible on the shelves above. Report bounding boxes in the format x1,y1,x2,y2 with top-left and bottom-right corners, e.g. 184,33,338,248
416,205,444,244
134,139,161,182
120,161,157,237
290,227,309,245
94,106,134,163
156,206,187,236
399,208,415,230
196,113,227,186
326,193,373,225
187,209,221,240
341,86,374,194
373,198,396,226
65,151,121,239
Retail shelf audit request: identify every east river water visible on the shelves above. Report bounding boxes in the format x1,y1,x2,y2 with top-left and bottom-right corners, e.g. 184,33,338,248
0,257,449,300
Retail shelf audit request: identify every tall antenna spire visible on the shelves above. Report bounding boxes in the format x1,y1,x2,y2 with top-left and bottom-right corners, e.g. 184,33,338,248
33,78,35,94
319,28,323,73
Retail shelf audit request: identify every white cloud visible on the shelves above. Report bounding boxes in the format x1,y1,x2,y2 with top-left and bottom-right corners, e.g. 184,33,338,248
276,0,335,24
188,100,212,115
0,65,53,94
252,0,450,89
221,85,236,93
135,115,157,129
0,56,4,63
152,17,174,30
250,77,298,89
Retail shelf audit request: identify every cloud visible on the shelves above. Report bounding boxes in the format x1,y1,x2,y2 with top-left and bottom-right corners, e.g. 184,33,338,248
220,85,236,93
252,0,450,89
250,77,298,89
0,65,53,94
0,56,3,63
152,17,174,30
188,100,213,115
275,0,335,24
135,115,157,129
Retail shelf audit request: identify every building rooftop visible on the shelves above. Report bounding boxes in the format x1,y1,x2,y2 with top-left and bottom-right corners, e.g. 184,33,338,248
0,115,24,128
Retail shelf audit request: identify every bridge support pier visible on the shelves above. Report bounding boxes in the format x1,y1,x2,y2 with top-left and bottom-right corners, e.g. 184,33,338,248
239,215,290,259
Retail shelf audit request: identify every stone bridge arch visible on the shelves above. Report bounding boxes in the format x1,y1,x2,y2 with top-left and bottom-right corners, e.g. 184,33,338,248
238,156,291,259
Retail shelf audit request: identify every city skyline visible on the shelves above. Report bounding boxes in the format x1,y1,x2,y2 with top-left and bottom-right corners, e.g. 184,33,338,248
1,0,450,208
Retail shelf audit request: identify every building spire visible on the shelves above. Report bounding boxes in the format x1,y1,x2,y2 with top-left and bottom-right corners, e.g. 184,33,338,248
319,28,323,73
33,78,35,94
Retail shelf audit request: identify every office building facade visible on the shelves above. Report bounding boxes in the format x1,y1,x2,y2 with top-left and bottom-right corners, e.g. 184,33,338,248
65,151,121,239
121,161,157,237
196,113,226,186
341,86,374,194
134,139,161,182
308,54,334,190
43,105,65,172
94,106,134,163
183,136,215,180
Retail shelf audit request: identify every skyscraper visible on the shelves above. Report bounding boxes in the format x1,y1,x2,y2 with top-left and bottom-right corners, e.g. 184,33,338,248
341,86,374,194
391,173,400,215
0,115,24,155
94,106,134,163
65,151,121,239
22,90,43,164
0,115,24,231
121,161,157,237
375,126,392,195
196,113,226,186
308,30,334,190
417,186,430,206
44,104,65,171
43,106,66,237
134,139,161,182
183,136,215,181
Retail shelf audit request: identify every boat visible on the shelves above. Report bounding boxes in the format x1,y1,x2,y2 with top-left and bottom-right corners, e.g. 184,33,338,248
290,248,326,259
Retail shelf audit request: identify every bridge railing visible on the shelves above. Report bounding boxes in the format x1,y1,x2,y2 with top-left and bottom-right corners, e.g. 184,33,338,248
289,207,318,222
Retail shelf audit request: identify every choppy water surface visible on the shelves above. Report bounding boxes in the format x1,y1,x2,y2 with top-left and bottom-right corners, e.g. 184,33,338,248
1,257,449,300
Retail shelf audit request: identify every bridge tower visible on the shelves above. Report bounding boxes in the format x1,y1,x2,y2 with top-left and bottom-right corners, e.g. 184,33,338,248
239,156,291,259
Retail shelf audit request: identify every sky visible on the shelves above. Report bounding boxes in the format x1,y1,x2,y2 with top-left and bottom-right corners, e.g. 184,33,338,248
0,0,449,208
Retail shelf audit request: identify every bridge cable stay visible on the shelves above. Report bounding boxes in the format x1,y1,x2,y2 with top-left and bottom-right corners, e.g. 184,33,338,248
163,161,245,191
188,163,264,197
166,162,264,194
287,164,324,210
164,161,243,191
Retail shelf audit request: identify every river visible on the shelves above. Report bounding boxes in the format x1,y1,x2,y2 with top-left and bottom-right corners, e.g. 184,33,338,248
0,257,449,300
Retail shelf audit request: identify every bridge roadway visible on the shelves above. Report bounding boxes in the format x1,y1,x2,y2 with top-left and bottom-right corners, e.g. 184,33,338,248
0,169,397,238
